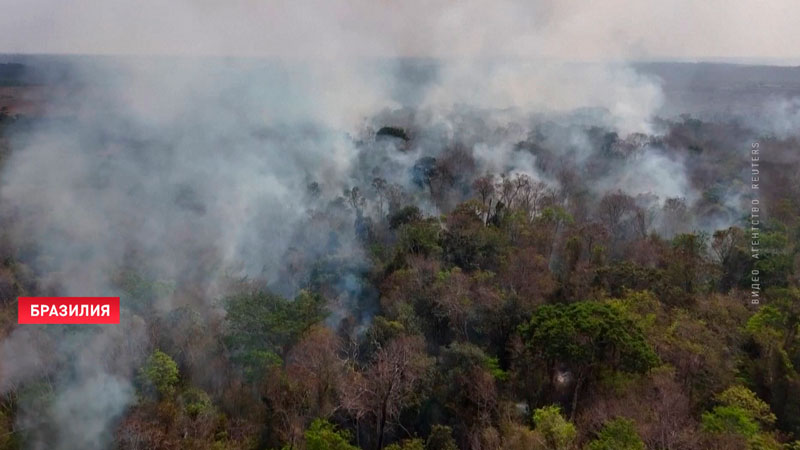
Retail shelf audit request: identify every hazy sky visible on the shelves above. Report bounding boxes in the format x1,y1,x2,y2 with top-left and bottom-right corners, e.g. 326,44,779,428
1,0,798,62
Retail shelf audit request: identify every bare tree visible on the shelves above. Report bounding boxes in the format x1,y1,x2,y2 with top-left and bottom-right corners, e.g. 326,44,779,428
434,268,472,340
472,175,495,225
523,180,550,222
371,177,388,218
597,191,638,251
661,197,690,237
578,369,699,450
598,191,635,233
345,186,366,214
340,335,432,450
285,325,345,418
386,183,410,215
472,175,495,207
711,226,743,265
496,174,521,209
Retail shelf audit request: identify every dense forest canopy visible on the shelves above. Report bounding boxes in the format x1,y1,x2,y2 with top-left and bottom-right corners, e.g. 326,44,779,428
0,56,799,450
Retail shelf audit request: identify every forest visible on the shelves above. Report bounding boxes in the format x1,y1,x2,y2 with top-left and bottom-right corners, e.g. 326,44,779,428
0,56,799,449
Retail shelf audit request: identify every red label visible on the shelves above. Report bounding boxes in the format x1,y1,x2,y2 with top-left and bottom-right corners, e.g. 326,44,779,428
18,297,120,324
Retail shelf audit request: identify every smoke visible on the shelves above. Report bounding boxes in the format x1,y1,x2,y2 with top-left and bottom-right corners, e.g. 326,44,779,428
3,0,800,62
757,97,800,139
4,312,146,449
45,374,133,450
7,1,790,448
0,53,670,447
599,148,692,202
423,61,663,135
0,58,388,447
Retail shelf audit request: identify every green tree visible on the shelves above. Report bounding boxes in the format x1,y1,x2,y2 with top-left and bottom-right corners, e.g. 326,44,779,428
425,425,457,450
665,232,712,301
714,385,776,427
532,405,576,450
139,349,179,398
389,205,423,229
585,418,644,450
223,289,325,381
397,220,442,258
435,343,503,432
385,439,424,450
702,405,759,437
753,230,794,288
700,384,784,448
442,200,509,271
180,387,213,419
304,419,358,450
745,290,800,435
519,301,659,418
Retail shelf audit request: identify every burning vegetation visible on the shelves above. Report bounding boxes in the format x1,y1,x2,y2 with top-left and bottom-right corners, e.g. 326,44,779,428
0,40,799,450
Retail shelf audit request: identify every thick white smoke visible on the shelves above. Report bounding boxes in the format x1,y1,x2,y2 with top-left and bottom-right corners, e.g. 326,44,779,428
0,62,674,450
1,1,755,448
